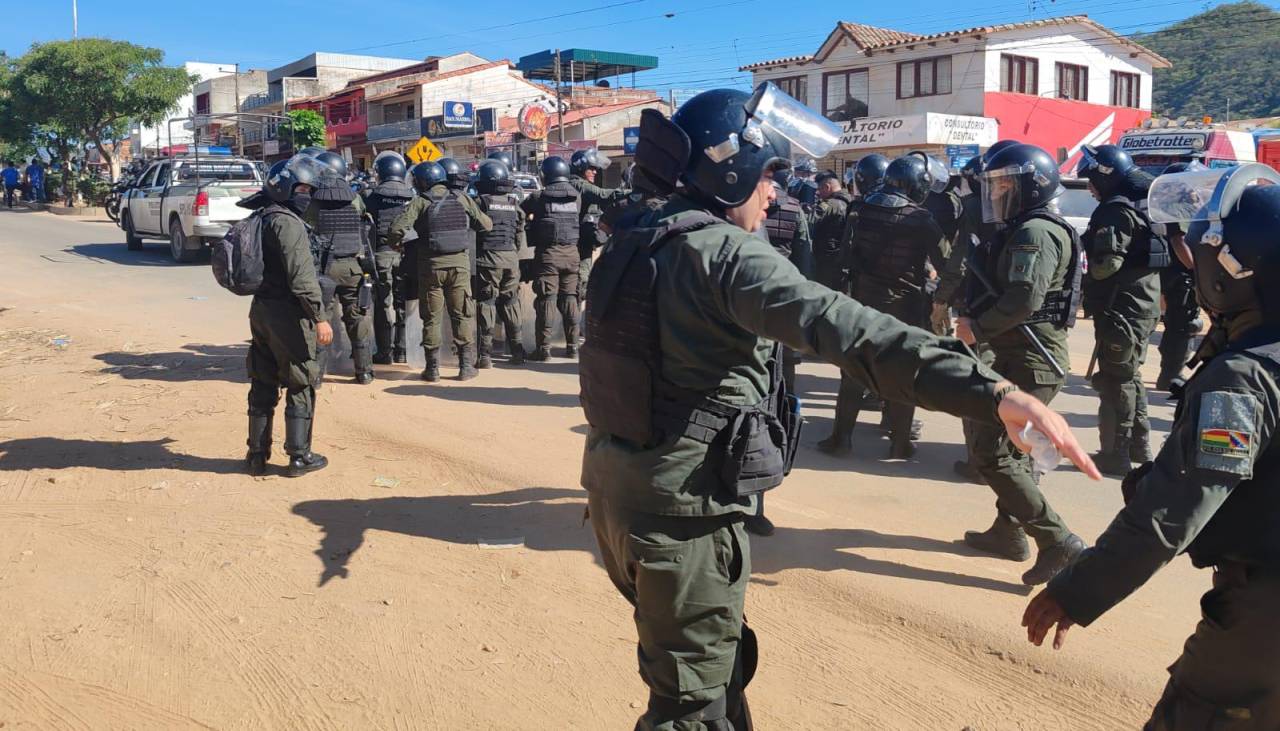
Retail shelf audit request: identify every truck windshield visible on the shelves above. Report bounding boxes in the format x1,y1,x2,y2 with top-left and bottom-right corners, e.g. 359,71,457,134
1131,154,1189,176
176,161,259,182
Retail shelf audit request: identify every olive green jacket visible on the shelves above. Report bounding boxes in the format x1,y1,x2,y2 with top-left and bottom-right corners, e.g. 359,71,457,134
581,196,1007,517
1082,202,1161,320
384,184,492,269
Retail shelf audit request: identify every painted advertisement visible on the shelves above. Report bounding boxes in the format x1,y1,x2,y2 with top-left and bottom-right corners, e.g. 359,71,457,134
983,92,1151,173
833,113,997,152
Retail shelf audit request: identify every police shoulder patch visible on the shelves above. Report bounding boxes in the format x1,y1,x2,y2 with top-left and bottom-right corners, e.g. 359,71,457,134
1195,390,1259,476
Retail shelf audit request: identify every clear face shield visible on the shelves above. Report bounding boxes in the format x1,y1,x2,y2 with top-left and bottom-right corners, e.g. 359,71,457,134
282,154,335,191
910,152,950,194
1149,163,1280,279
741,82,841,161
980,163,1032,224
374,150,405,167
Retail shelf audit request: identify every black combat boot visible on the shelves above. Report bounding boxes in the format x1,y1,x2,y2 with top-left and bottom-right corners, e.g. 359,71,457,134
352,347,374,385
953,460,984,484
507,342,526,365
245,413,272,476
1021,534,1086,586
527,345,551,362
888,437,916,460
1130,420,1153,463
421,349,440,382
1094,435,1134,478
284,416,327,478
964,514,1031,561
458,345,478,381
816,427,853,456
744,513,775,537
373,323,393,365
476,341,493,369
564,343,578,359
392,322,407,364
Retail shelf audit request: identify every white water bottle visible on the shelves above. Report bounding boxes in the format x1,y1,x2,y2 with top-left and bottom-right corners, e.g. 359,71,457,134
1021,423,1061,476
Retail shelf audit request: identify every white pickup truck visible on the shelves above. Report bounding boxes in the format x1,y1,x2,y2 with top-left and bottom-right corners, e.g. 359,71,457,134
119,155,263,263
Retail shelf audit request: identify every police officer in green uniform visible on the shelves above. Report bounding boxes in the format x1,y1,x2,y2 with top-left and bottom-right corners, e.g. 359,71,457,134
521,157,582,361
817,154,889,455
1078,144,1170,475
306,151,375,385
1156,161,1206,392
472,158,526,367
363,152,416,365
243,154,333,478
1024,164,1280,729
762,171,814,397
569,148,624,303
580,84,1100,731
809,171,853,293
602,157,669,236
955,143,1088,585
846,154,949,458
384,161,492,382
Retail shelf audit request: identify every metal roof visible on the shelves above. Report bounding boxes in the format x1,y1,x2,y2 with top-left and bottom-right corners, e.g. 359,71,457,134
516,49,658,81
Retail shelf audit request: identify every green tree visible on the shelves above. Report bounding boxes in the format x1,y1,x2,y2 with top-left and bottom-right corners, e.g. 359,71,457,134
8,38,192,181
283,109,327,151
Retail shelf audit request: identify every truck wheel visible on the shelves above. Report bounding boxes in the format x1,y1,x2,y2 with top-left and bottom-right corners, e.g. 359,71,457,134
124,211,143,251
169,218,199,263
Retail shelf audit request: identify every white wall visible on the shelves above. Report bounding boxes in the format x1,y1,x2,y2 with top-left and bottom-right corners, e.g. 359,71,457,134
133,61,237,150
570,101,668,147
417,65,555,123
984,25,1156,108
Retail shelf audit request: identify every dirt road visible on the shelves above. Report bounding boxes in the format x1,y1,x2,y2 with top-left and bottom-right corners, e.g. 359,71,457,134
0,207,1201,729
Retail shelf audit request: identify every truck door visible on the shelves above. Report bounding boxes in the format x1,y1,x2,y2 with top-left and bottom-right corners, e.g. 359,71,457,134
139,162,171,233
128,164,159,232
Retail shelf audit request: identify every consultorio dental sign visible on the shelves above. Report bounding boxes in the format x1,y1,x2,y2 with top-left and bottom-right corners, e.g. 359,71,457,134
834,113,998,151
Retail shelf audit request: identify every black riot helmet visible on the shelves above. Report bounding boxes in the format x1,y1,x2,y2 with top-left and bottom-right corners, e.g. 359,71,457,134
982,139,1020,164
883,155,931,204
794,157,818,176
474,159,511,195
487,150,515,170
540,156,571,184
437,157,464,185
264,153,330,203
854,154,890,195
1077,144,1136,198
771,163,793,189
298,146,327,158
373,153,407,183
960,155,985,187
1148,164,1280,322
665,83,840,209
979,143,1062,223
570,148,611,176
315,151,348,179
410,161,447,193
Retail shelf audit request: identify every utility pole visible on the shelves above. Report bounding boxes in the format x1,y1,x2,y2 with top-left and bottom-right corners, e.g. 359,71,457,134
234,63,243,156
72,0,78,37
554,49,565,145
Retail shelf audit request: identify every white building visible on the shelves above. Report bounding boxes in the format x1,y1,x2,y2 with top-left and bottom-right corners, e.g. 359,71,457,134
130,61,238,155
742,16,1169,172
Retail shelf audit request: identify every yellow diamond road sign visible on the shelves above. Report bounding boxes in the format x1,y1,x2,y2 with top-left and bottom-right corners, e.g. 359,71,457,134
407,136,442,164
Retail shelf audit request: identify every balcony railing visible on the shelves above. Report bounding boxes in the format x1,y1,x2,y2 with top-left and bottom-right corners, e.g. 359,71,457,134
367,118,424,142
242,89,284,111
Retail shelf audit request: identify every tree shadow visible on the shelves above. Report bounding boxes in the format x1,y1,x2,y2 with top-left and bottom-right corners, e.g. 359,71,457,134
0,437,245,474
384,384,581,408
291,487,595,586
753,525,1032,596
67,242,194,267
94,343,247,383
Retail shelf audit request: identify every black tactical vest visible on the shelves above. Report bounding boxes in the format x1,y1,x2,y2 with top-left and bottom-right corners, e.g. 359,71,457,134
813,191,852,260
478,193,520,252
315,203,365,257
851,194,931,289
424,190,471,256
366,181,416,250
580,213,803,498
974,209,1083,329
1185,337,1280,569
529,181,580,249
764,194,802,257
1087,196,1172,270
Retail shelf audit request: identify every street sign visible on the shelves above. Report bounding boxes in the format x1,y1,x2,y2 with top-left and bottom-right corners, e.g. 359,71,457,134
945,144,980,171
443,101,474,129
623,126,640,155
407,136,443,164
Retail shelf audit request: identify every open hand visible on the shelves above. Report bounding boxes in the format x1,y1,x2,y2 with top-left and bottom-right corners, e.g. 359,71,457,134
1023,588,1075,649
996,385,1101,480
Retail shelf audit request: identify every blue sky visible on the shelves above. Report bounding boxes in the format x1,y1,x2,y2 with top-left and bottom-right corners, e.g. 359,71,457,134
2,0,1269,94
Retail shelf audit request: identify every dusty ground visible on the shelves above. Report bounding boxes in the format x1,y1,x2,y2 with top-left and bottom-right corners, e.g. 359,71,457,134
0,207,1204,730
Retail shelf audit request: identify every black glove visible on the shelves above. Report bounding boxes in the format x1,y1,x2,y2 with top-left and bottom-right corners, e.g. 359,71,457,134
359,254,377,277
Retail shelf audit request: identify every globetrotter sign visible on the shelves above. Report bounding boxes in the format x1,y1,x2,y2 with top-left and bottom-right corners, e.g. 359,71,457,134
833,113,998,152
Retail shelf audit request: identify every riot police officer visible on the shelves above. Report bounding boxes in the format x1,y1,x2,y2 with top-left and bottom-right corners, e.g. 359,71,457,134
385,161,493,381
363,152,416,365
437,157,467,193
520,156,582,361
788,156,819,211
305,150,374,384
1024,164,1280,729
1156,161,1205,391
763,171,814,396
487,150,515,171
1078,144,1170,475
568,148,623,304
580,83,1099,731
955,143,1087,585
472,159,526,366
845,154,949,458
809,171,853,293
243,154,333,477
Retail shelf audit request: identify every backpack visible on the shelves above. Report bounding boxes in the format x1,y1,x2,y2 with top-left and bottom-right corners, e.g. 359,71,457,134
211,209,287,296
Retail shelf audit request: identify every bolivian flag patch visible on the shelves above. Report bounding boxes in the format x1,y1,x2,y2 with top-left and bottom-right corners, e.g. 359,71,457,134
1200,428,1251,457
1196,391,1258,476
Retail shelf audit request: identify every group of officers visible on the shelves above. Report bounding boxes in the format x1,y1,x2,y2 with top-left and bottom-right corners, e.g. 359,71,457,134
236,79,1280,729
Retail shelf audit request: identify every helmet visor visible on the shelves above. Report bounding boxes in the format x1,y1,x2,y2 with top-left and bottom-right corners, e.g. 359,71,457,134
922,155,950,194
745,82,841,159
1148,164,1280,224
374,150,405,166
278,154,333,189
979,162,1035,224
